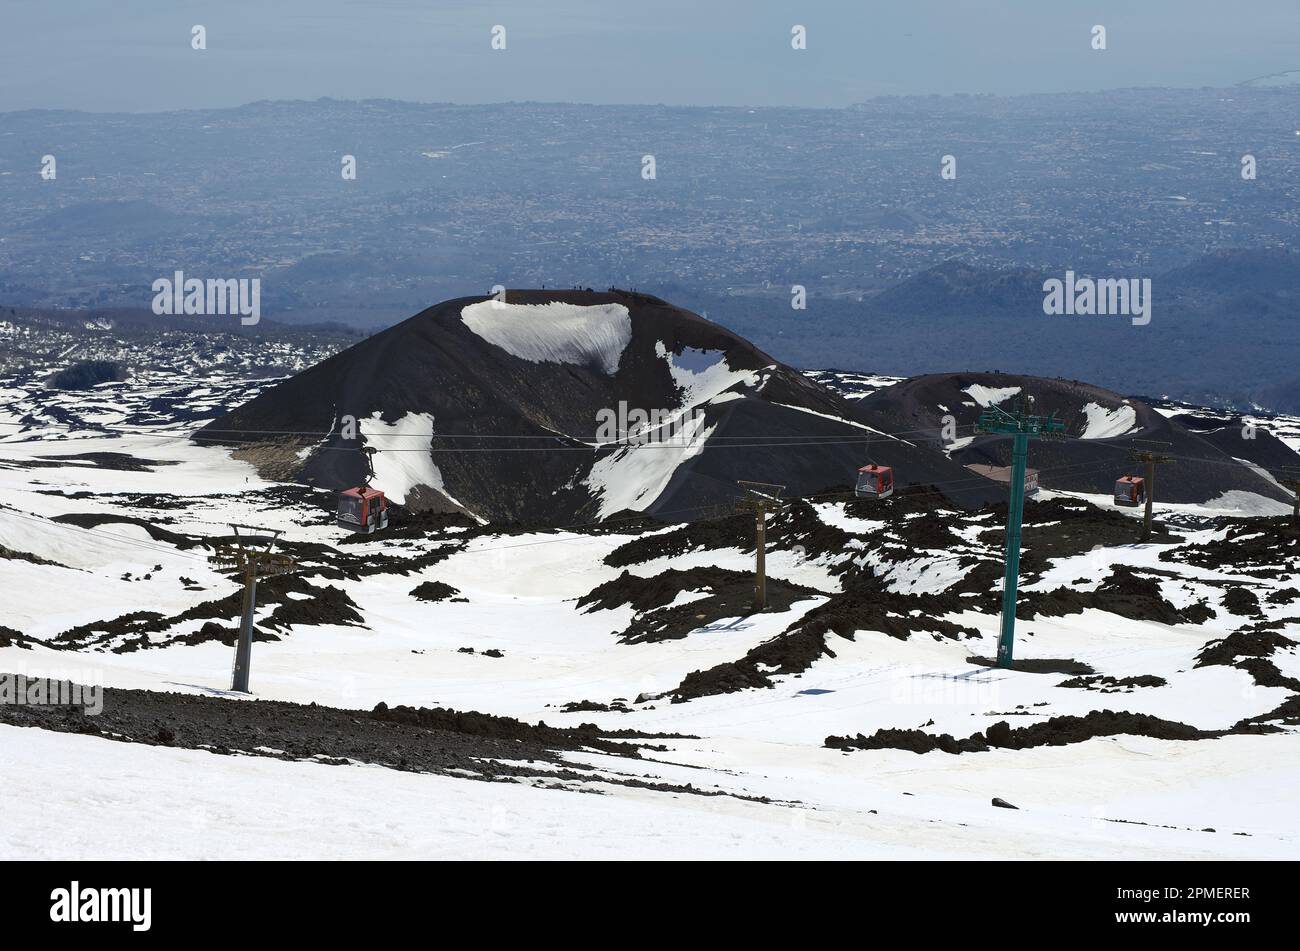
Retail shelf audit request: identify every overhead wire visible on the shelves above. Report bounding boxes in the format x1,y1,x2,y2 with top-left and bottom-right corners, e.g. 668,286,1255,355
1,396,1293,566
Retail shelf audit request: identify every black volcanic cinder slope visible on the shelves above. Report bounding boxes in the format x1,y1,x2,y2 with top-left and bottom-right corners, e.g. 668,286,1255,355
1173,412,1300,483
198,289,1002,523
853,372,1296,505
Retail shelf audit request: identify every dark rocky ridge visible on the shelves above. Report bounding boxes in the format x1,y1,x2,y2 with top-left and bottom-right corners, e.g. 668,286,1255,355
197,290,1295,524
0,679,729,798
826,709,1281,756
851,371,1296,505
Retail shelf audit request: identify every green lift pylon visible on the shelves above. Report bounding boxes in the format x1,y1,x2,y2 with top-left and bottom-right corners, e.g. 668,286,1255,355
976,402,1065,669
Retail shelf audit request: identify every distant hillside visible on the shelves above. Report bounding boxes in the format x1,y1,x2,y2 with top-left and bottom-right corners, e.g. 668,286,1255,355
22,199,197,238
5,87,1299,387
1259,378,1300,416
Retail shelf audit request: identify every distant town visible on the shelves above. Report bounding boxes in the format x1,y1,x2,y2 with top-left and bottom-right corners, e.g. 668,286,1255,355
2,85,1298,408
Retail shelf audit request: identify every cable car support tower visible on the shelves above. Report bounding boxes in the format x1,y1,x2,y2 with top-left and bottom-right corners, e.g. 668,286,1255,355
208,525,296,693
735,481,786,611
1130,442,1174,542
976,402,1065,669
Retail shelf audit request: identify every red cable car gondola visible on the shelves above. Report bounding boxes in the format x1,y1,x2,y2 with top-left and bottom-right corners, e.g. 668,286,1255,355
337,445,389,533
855,464,895,500
1114,475,1146,507
337,485,388,533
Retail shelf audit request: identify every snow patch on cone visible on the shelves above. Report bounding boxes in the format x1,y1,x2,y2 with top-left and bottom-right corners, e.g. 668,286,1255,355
1080,401,1140,439
461,300,632,375
361,411,464,510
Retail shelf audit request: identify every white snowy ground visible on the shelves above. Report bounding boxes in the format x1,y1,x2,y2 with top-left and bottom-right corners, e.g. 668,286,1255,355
3,722,1290,860
2,376,1299,859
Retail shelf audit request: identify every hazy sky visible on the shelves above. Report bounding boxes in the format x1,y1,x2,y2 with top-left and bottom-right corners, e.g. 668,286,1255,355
3,0,1300,112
